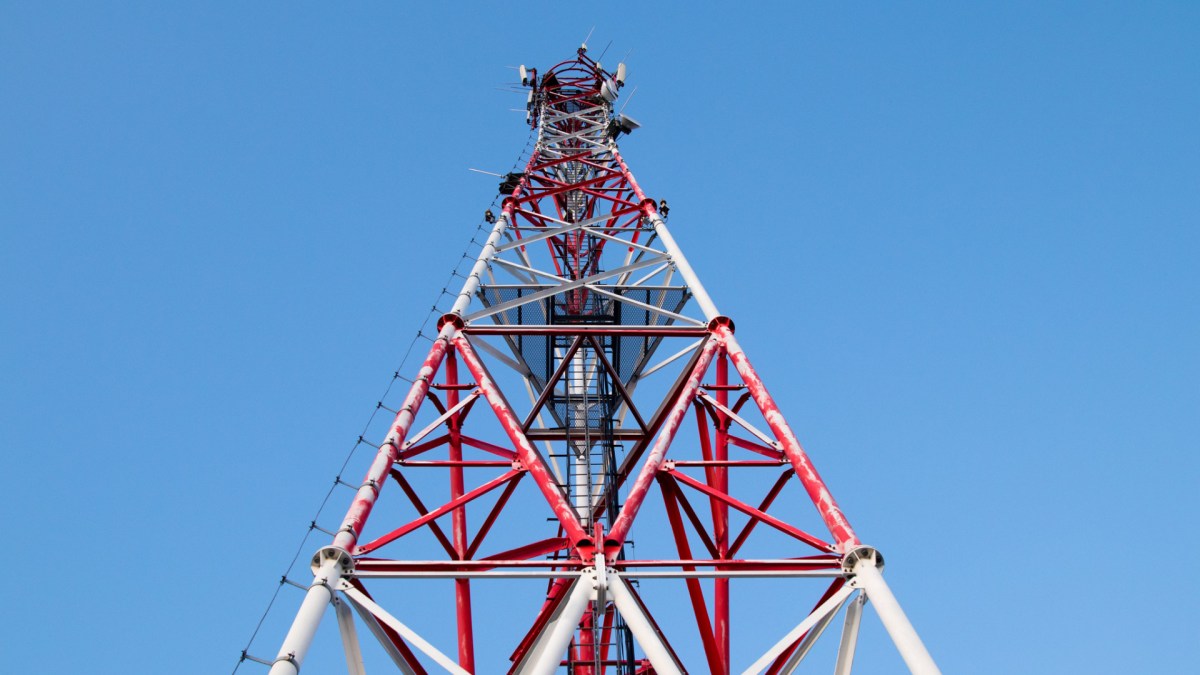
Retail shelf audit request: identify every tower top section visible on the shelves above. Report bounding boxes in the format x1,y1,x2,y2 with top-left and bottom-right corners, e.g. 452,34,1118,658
519,50,634,137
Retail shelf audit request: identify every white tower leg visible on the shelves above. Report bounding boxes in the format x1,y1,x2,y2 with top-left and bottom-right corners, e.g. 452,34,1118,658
268,551,349,674
518,577,594,675
607,574,684,675
848,549,940,675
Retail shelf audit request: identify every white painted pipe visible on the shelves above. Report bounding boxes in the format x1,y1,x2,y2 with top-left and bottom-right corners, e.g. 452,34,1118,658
851,557,941,674
779,594,847,673
339,582,470,675
834,593,866,675
645,213,721,322
523,578,593,675
607,575,683,675
268,556,346,674
347,596,419,674
741,585,855,675
334,595,367,675
449,210,512,319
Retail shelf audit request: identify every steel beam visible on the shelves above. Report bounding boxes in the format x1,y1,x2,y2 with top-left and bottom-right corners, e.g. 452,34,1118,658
741,585,855,675
834,593,866,675
334,595,367,675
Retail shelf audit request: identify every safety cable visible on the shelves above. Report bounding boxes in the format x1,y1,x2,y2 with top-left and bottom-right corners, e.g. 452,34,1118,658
232,128,536,672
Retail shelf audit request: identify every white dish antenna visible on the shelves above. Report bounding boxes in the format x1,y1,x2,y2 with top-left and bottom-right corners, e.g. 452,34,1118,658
600,79,619,102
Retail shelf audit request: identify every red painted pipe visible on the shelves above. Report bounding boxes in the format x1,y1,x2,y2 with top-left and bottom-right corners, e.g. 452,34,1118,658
332,333,451,552
453,335,591,548
607,336,721,548
717,325,861,551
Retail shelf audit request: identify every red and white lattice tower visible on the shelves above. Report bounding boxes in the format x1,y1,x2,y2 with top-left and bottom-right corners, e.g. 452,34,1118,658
265,47,940,675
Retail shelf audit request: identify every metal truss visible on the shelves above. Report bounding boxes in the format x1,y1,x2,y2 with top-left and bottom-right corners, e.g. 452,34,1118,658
263,47,940,675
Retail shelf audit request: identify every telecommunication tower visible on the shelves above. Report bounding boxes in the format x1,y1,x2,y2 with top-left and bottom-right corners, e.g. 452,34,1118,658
259,47,940,674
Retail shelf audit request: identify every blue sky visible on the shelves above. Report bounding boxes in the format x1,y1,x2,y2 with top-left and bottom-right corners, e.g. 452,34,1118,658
2,2,1197,673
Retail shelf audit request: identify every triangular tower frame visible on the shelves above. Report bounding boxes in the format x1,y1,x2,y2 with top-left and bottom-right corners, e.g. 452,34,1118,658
262,47,941,675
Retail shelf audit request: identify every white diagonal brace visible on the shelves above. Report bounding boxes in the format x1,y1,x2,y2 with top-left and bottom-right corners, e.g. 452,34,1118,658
584,284,705,326
740,585,855,675
606,573,684,675
472,335,531,376
586,227,667,256
780,593,850,673
491,257,568,284
402,391,479,450
543,126,610,147
497,210,636,252
505,231,541,281
339,580,470,675
495,220,582,252
334,595,367,675
697,391,783,450
627,262,671,287
464,256,668,323
346,596,419,675
636,338,703,381
834,593,866,675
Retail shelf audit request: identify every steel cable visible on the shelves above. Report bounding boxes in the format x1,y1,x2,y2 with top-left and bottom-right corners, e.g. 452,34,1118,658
232,126,536,672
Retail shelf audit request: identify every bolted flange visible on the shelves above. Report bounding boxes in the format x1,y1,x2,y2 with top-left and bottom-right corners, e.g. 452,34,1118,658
841,545,885,577
707,315,735,333
310,545,354,576
437,312,465,330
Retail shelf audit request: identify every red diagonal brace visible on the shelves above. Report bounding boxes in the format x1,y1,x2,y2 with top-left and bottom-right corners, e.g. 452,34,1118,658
728,468,795,558
356,469,521,555
459,434,517,460
607,335,722,548
398,432,451,461
658,473,719,558
718,325,862,551
466,473,525,559
345,578,429,675
659,473,723,673
481,537,571,563
727,433,785,460
388,468,458,559
668,469,835,553
332,334,450,552
453,334,591,548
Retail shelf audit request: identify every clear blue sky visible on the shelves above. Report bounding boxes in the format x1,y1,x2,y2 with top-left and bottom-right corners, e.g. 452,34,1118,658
2,3,1197,673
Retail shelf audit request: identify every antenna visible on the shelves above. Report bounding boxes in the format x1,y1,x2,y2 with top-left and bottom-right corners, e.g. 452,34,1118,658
600,80,619,102
618,85,638,114
581,25,595,51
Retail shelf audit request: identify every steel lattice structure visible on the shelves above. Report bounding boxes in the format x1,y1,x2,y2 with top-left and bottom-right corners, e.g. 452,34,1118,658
264,47,940,675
